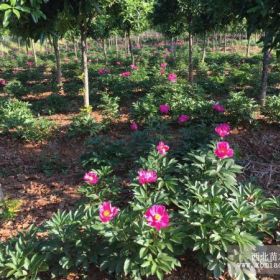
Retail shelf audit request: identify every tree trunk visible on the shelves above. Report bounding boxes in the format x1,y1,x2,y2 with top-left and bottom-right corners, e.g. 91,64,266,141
17,38,21,52
80,24,90,108
212,34,215,51
246,35,250,57
202,33,207,63
102,39,108,65
214,33,218,51
0,184,4,203
128,30,134,64
124,32,128,56
188,32,193,83
223,34,226,53
73,39,78,59
52,37,62,87
260,47,270,106
173,37,177,58
0,42,4,56
115,35,119,58
31,40,37,66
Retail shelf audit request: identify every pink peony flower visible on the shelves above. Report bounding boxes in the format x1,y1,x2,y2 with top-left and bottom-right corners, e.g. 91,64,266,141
159,104,170,114
160,62,167,68
214,141,234,159
116,61,122,65
168,73,177,83
178,114,190,124
99,201,119,223
130,121,138,131
0,79,6,86
27,61,33,67
144,205,169,231
160,69,165,75
215,123,231,138
157,141,170,156
212,103,225,113
138,170,158,185
120,71,131,77
98,68,110,75
130,64,138,70
83,171,99,185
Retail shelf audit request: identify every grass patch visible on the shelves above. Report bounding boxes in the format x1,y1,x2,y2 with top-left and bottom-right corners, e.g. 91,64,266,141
0,199,22,220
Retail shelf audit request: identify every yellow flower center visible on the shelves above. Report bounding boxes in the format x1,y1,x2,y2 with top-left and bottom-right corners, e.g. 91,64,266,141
154,214,161,221
103,210,111,217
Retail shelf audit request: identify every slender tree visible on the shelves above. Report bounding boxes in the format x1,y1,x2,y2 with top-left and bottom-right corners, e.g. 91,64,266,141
63,0,112,107
110,0,154,64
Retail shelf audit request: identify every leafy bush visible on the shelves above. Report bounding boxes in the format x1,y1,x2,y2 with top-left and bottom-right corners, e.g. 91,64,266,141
0,226,48,279
131,93,160,125
97,92,120,123
33,93,70,115
0,199,22,221
68,108,104,138
39,154,67,177
225,91,258,125
4,80,28,98
0,140,278,280
262,95,280,123
0,99,34,133
0,99,55,141
18,118,55,142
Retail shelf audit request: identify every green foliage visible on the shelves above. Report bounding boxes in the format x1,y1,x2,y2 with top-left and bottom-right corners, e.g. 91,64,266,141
0,98,34,133
0,199,22,221
19,118,55,142
262,95,280,123
79,166,121,206
35,93,69,115
4,80,28,98
97,92,120,123
225,91,259,125
0,98,55,141
0,226,48,279
39,154,67,177
131,92,160,125
68,109,104,138
0,142,279,279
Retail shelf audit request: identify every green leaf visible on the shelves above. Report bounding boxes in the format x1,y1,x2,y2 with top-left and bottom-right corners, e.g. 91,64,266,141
0,4,11,11
12,8,20,19
123,258,130,275
3,9,12,27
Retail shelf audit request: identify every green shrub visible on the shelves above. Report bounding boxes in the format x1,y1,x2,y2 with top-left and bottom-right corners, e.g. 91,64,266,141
0,226,49,279
225,91,258,125
97,92,120,123
4,80,28,97
33,93,69,115
39,154,68,177
68,108,104,138
262,95,280,123
0,99,34,133
0,99,55,141
131,93,160,125
18,118,55,142
0,143,279,280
